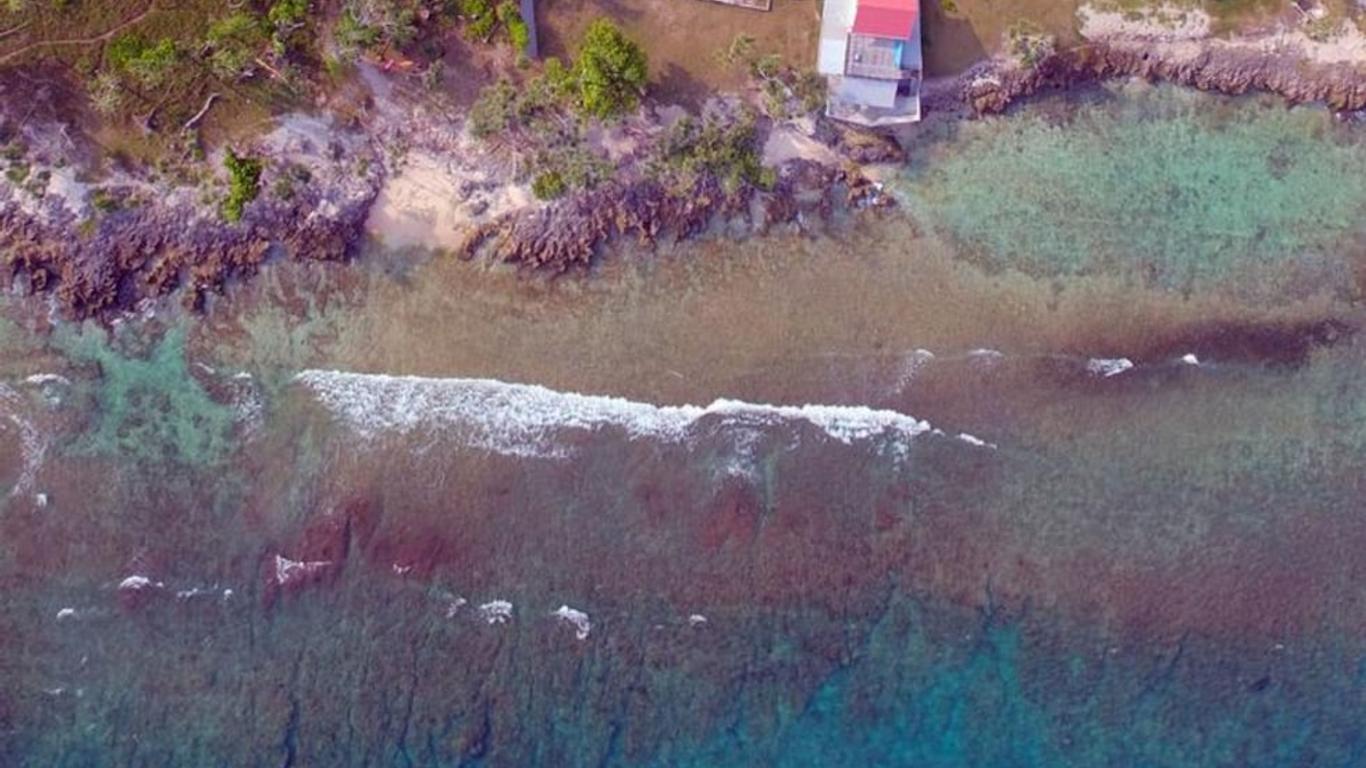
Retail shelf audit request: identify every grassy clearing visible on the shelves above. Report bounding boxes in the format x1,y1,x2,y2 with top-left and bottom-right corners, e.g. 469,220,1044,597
539,0,819,106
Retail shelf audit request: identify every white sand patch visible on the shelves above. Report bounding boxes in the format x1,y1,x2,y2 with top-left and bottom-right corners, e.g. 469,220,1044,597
654,104,691,129
585,124,640,162
1079,4,1211,42
763,124,841,166
365,150,533,252
1243,21,1366,65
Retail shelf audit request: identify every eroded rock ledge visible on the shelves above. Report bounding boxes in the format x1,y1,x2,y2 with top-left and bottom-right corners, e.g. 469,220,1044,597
458,161,895,272
965,40,1366,116
1,182,379,317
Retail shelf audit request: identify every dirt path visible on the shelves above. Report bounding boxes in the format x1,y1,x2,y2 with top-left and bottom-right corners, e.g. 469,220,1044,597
0,3,155,66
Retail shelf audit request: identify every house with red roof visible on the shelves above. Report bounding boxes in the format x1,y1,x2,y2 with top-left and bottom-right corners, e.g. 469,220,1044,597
816,0,922,125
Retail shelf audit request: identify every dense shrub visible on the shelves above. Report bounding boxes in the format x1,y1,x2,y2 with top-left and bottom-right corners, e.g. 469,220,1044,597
531,170,566,199
222,150,263,223
655,111,773,193
336,0,419,57
572,19,647,118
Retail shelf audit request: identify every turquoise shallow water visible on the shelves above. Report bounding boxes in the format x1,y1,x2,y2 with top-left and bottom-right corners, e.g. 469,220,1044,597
897,81,1366,295
2,83,1365,766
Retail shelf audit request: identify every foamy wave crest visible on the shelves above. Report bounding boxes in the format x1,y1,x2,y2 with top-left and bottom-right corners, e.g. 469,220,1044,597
0,384,48,497
1085,357,1135,378
295,371,939,459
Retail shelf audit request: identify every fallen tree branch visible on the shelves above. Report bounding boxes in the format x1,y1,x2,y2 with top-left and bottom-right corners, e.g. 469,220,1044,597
253,56,285,81
182,92,220,131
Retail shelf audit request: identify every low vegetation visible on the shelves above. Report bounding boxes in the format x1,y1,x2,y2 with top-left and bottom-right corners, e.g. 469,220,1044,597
718,34,826,119
466,19,646,198
1006,21,1056,67
464,22,775,202
222,149,263,223
469,18,646,134
651,109,774,194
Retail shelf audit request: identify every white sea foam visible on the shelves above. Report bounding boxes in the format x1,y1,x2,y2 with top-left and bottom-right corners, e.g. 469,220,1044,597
118,575,162,591
891,348,937,393
56,607,77,620
1086,357,1135,378
957,432,998,450
550,605,592,640
479,600,513,624
175,585,230,600
0,384,48,497
295,371,937,459
24,373,70,388
273,555,332,586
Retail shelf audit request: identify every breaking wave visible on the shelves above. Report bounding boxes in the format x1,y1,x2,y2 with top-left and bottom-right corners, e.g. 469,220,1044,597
0,383,47,497
294,371,959,459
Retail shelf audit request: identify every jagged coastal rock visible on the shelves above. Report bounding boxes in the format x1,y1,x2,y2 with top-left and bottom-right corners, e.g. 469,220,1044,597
458,161,893,272
966,40,1366,116
0,111,383,318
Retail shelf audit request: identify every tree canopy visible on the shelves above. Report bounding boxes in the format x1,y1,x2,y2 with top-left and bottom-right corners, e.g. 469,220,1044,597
572,19,647,118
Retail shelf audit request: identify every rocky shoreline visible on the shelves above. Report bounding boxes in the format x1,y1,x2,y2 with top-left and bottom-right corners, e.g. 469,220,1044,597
964,35,1366,116
456,159,896,271
3,30,1366,319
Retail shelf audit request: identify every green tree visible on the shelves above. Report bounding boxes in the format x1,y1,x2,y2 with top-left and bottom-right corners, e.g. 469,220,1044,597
222,149,263,223
497,1,529,53
572,19,647,118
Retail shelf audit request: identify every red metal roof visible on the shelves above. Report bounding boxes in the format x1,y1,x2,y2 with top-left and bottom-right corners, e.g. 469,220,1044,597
851,0,918,40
